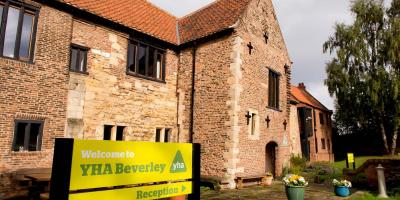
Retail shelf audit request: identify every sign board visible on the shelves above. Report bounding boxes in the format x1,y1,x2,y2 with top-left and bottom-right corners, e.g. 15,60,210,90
69,181,192,200
347,153,354,163
49,139,200,200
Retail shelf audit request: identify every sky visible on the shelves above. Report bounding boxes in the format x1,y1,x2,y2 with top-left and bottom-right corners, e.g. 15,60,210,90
148,0,360,110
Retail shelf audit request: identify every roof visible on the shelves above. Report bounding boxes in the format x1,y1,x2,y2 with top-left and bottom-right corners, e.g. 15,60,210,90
178,0,251,44
59,0,179,44
291,85,330,111
56,0,252,45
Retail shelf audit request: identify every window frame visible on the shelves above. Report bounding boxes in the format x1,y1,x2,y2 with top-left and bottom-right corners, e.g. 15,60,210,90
69,44,89,74
12,120,44,152
0,0,39,63
321,138,326,149
268,69,280,110
126,38,166,83
319,112,325,124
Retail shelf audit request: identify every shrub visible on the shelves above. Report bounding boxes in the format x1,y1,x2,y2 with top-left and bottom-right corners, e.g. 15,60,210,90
290,155,307,169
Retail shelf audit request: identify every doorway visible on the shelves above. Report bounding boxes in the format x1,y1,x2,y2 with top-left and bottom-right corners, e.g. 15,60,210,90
265,142,278,176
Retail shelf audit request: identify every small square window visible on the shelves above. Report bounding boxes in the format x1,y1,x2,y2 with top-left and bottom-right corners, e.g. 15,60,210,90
12,120,44,151
103,125,113,140
116,126,125,141
70,44,88,73
164,128,171,143
155,128,162,142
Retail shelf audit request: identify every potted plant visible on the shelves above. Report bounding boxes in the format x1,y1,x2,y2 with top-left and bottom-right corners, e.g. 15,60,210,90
263,171,273,186
283,174,308,200
332,179,351,197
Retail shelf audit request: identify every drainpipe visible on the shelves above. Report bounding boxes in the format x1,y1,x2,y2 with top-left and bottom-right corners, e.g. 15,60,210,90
189,43,197,143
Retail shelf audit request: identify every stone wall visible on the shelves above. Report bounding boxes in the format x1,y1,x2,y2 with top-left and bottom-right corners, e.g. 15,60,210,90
289,104,302,156
234,0,292,178
68,19,180,142
0,3,72,195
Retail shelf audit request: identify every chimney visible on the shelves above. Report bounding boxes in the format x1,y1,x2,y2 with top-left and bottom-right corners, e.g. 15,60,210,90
298,83,306,90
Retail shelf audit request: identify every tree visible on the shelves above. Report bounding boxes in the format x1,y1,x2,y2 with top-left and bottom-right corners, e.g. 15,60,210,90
323,0,400,155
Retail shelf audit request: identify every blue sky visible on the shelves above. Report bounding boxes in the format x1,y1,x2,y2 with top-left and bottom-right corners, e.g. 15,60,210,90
148,0,362,110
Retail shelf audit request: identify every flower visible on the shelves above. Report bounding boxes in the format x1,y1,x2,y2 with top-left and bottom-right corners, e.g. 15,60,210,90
283,174,308,187
332,179,352,187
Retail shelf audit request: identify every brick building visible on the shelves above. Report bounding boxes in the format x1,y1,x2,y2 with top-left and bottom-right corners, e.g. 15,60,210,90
290,83,334,162
0,0,294,194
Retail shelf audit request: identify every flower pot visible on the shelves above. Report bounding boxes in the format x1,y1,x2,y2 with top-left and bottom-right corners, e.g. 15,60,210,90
285,186,305,200
169,195,186,200
334,186,350,197
263,176,273,186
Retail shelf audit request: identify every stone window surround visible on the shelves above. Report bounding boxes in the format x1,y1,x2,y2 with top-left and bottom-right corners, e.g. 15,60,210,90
247,109,260,140
0,0,39,63
102,124,127,141
154,127,172,143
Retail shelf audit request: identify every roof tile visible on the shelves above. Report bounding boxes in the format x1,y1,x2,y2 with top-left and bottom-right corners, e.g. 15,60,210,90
291,85,329,111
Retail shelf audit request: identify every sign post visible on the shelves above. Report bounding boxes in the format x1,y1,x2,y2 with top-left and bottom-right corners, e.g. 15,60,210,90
50,139,199,200
346,153,355,170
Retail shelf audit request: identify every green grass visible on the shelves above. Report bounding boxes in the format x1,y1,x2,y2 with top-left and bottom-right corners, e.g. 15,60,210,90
349,192,400,200
333,156,400,170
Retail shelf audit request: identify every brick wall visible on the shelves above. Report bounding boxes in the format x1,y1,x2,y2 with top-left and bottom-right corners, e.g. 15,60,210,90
235,0,292,178
0,2,72,195
178,35,233,178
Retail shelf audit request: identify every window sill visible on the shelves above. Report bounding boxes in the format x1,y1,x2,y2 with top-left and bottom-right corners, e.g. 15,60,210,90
11,151,43,155
0,55,34,64
69,70,89,75
266,106,282,112
126,71,166,84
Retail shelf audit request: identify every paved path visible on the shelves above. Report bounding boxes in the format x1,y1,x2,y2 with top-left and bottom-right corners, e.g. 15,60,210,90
201,181,345,200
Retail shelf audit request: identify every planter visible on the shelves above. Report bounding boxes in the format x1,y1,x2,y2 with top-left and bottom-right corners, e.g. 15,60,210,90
263,176,273,186
169,195,186,200
334,186,350,197
285,186,305,200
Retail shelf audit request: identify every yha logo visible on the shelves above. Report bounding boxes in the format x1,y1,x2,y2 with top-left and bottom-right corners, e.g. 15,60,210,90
169,150,187,173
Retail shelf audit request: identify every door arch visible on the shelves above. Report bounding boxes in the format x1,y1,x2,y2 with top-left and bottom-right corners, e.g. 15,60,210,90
265,142,278,176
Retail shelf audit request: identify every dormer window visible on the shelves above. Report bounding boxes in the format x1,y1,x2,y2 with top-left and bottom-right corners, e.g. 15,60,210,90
127,40,165,81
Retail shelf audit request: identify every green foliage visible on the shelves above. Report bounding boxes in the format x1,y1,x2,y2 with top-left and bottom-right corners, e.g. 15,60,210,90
324,0,400,155
290,155,307,169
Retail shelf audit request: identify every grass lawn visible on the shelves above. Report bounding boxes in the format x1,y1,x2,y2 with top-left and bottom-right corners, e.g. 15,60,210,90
349,191,400,200
333,155,400,170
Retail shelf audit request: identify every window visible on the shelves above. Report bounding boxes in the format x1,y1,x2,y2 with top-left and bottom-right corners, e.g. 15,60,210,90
327,139,331,151
116,126,125,141
319,113,324,124
164,128,171,143
127,40,165,81
155,128,162,142
321,138,326,149
268,70,280,109
0,1,38,62
251,113,257,135
12,120,43,151
70,44,88,73
103,125,113,140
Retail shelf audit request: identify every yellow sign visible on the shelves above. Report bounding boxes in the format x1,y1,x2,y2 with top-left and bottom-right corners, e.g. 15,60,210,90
69,181,192,200
69,140,192,190
347,153,354,163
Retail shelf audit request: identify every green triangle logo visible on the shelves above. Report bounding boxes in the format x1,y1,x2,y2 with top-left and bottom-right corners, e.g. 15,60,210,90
169,150,187,173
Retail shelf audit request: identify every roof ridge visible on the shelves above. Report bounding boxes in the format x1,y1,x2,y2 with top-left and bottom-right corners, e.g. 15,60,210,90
178,0,219,20
145,0,178,19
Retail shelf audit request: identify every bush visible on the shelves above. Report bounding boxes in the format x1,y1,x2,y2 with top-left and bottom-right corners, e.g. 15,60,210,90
290,155,307,169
